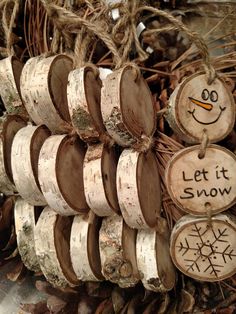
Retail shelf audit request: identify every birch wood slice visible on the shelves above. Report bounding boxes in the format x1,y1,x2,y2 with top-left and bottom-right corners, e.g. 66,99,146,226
117,149,161,229
0,115,27,195
101,65,155,147
67,65,107,142
170,214,236,282
11,125,50,205
84,143,120,216
38,135,88,215
136,220,176,292
99,215,139,288
70,213,104,281
166,73,235,144
0,56,28,116
35,207,79,288
165,144,236,216
14,198,42,272
20,55,73,134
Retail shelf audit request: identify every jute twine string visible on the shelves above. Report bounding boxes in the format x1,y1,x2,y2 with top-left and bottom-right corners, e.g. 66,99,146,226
2,0,20,56
198,129,209,159
135,6,216,84
41,1,123,68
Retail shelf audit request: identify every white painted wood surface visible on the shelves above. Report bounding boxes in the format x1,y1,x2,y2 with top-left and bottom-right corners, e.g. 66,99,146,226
14,198,41,272
11,125,49,205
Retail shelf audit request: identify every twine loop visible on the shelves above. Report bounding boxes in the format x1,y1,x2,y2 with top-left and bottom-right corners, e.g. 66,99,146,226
198,129,209,159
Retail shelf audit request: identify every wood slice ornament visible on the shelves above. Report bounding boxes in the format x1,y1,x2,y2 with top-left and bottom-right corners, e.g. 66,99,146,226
38,135,88,216
70,213,104,281
11,124,50,205
67,65,107,142
14,198,42,272
99,215,139,288
136,219,176,292
117,149,161,229
170,214,236,282
0,56,27,116
166,73,235,143
0,115,27,195
166,144,236,216
101,64,155,147
35,207,79,288
83,143,120,216
20,55,73,133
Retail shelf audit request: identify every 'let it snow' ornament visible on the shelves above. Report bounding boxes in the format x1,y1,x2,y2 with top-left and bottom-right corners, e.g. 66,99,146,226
165,145,236,216
166,73,235,143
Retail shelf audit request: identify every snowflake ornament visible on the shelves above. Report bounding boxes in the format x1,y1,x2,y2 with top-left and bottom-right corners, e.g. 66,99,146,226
170,214,236,281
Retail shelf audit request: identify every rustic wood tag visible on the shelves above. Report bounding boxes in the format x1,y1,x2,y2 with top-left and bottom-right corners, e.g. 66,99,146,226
117,149,161,229
83,143,120,216
67,65,106,142
166,145,236,216
99,215,139,288
170,214,236,282
14,198,41,272
101,65,155,147
0,56,28,116
136,219,176,292
21,55,73,134
70,214,103,281
167,73,235,143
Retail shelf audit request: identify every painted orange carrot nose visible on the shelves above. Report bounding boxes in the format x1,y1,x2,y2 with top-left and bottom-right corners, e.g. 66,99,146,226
189,97,213,111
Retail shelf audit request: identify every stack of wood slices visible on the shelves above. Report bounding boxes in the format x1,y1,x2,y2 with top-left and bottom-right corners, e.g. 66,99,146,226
0,55,176,292
0,2,236,312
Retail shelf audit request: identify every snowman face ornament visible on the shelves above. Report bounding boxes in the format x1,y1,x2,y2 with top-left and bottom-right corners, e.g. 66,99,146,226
167,73,235,143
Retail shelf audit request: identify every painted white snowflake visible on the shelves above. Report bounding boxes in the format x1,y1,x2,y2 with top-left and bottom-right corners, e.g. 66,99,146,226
173,219,236,281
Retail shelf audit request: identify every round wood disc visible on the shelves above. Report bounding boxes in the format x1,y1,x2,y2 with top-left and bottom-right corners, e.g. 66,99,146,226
136,219,175,292
70,213,103,281
166,144,236,216
84,143,120,216
11,125,50,205
20,55,73,133
0,115,27,194
117,149,161,229
39,135,88,215
14,198,42,272
35,207,79,288
0,56,27,116
101,65,155,147
99,215,139,288
170,214,236,282
67,65,106,142
167,73,235,143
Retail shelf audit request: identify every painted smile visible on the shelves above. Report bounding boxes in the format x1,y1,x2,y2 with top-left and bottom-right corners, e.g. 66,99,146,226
188,106,226,125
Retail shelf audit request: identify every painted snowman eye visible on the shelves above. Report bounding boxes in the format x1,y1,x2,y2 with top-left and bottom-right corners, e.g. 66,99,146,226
210,90,218,102
201,89,209,101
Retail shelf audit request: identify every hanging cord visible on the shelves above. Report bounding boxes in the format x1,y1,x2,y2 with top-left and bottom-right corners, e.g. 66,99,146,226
135,6,217,84
41,0,122,68
2,0,20,56
198,129,209,159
